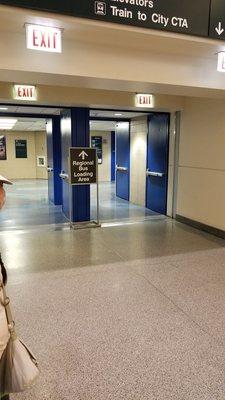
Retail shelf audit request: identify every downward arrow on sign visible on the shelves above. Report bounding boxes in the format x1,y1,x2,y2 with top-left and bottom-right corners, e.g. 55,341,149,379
215,22,224,36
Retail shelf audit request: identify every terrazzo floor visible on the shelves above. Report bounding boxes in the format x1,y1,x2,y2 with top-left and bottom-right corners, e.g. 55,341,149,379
1,219,225,399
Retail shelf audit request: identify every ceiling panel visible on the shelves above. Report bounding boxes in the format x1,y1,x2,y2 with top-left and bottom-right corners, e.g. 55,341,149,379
0,117,46,131
0,105,61,115
90,120,116,131
90,110,149,119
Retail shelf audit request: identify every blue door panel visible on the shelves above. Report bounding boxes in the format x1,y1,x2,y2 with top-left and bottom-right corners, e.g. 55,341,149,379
116,122,130,201
46,117,62,205
111,131,115,182
46,119,54,203
146,113,169,215
61,110,72,219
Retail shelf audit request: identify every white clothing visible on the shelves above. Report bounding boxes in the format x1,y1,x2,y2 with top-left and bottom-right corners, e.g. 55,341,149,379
0,271,9,359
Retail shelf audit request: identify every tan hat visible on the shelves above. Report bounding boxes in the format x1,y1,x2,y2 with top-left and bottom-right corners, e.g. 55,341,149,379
0,175,13,185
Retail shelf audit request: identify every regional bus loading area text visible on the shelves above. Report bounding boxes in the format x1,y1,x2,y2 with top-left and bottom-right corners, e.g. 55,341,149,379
72,160,94,180
109,7,189,29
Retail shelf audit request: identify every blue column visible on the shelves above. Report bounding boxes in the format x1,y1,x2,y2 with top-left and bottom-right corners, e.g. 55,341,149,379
71,108,90,222
60,108,90,223
52,116,62,205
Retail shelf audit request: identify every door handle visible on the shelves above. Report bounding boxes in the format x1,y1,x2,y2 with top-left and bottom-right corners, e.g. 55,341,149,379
47,167,53,172
59,171,69,180
146,170,164,177
116,165,128,172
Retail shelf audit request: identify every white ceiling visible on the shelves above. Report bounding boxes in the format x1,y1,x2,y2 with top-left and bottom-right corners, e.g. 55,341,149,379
0,117,46,132
90,110,149,131
0,108,147,132
90,110,148,118
0,119,128,133
90,120,116,131
0,105,61,115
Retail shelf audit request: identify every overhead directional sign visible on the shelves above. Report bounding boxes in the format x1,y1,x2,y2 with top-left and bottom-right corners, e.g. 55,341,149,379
69,147,97,185
3,0,225,41
0,0,213,38
209,0,225,40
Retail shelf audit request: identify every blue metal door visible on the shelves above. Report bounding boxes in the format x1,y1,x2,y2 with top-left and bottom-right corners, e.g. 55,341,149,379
116,122,130,201
111,131,116,182
46,119,54,203
146,113,170,215
46,117,62,205
61,110,71,219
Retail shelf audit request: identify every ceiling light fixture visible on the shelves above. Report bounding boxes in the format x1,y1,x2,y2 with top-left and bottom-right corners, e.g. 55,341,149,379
0,126,14,130
0,107,8,111
0,118,17,130
115,113,122,116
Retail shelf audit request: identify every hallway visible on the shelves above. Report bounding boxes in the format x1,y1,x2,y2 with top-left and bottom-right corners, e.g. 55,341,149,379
1,219,225,400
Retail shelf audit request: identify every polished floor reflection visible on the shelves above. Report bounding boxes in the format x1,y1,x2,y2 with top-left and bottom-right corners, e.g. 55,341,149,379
0,180,162,230
91,182,161,222
0,179,67,229
1,219,224,400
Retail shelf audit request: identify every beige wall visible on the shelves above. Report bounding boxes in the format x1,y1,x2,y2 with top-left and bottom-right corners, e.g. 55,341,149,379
90,131,111,182
0,131,36,179
1,7,225,100
0,131,47,180
130,117,147,207
35,132,48,179
177,98,225,231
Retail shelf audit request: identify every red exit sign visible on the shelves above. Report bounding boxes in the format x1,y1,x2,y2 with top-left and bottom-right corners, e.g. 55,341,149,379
136,94,154,108
14,85,37,101
26,24,62,53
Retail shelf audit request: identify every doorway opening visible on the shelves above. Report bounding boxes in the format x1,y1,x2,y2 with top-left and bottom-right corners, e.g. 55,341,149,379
0,105,170,230
89,110,170,225
0,105,66,230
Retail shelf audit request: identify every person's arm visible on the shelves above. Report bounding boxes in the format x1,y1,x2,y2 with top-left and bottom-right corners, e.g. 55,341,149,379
0,255,7,285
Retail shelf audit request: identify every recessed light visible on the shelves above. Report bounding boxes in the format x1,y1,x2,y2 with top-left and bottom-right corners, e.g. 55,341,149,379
0,107,8,110
0,118,17,130
115,113,122,116
0,118,17,124
0,126,13,130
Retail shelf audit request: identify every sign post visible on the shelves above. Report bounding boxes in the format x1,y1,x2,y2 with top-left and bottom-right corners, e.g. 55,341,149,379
68,147,100,229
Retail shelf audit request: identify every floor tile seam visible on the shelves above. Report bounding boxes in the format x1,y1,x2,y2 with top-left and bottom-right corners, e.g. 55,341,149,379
128,270,225,350
94,233,126,262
